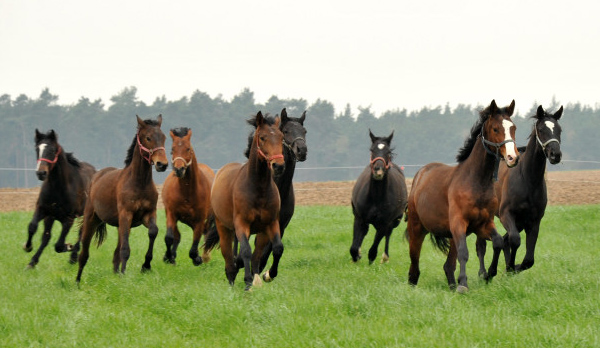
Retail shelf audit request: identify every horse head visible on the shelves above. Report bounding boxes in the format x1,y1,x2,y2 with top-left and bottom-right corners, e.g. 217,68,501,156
252,111,285,176
169,127,194,178
34,129,61,181
280,108,308,162
481,99,520,168
136,114,168,172
534,105,563,164
368,129,394,180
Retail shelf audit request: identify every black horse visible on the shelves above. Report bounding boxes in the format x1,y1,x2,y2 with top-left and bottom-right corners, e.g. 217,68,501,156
477,105,563,277
350,130,408,264
24,129,96,268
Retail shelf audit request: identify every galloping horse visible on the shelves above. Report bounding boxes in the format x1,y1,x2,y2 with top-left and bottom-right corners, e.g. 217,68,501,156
350,130,407,264
208,111,285,290
76,115,168,283
24,129,96,268
254,108,307,277
405,100,519,293
161,127,215,266
476,105,563,277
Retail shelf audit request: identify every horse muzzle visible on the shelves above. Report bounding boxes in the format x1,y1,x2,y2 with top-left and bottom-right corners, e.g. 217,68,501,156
272,162,285,177
548,150,562,165
36,170,48,181
173,166,186,178
155,161,168,172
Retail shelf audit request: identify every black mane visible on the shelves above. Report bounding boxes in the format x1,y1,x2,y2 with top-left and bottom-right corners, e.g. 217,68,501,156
244,113,277,159
455,114,485,163
124,118,161,166
65,152,81,167
171,127,189,138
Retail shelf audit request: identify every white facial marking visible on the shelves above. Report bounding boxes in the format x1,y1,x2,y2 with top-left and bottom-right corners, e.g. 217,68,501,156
502,119,518,161
36,144,47,171
545,121,555,133
377,143,385,150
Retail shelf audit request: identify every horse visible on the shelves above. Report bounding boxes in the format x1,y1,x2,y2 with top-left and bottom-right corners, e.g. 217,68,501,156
253,108,307,276
24,129,96,268
207,111,285,290
476,105,563,277
161,127,215,266
405,100,519,293
76,115,168,283
350,130,408,264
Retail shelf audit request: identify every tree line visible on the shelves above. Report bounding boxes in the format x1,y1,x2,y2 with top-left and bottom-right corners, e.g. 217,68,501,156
1,87,599,188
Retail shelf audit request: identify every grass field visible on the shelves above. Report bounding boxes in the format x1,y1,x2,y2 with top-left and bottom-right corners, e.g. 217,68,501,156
1,205,599,347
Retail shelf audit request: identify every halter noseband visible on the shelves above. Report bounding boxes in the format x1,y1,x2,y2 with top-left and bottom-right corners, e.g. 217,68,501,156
256,135,284,168
283,136,306,160
172,156,193,168
137,132,166,165
370,156,391,171
37,146,62,167
535,125,560,153
481,124,515,181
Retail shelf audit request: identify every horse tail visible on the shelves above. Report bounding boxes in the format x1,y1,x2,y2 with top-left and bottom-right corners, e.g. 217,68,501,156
202,217,220,253
94,222,108,247
429,234,451,254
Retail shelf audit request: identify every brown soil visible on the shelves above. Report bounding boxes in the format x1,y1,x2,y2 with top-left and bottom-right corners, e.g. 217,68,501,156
1,170,599,212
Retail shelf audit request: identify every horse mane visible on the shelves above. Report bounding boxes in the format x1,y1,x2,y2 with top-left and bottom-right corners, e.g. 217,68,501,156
65,152,81,167
124,118,161,166
171,127,189,138
455,106,492,163
243,113,277,159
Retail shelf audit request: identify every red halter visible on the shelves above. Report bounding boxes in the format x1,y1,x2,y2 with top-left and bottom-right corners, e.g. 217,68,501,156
137,132,165,165
37,146,62,167
256,135,284,168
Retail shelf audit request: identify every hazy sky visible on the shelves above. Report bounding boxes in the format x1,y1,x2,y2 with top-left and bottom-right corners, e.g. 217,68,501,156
1,0,598,116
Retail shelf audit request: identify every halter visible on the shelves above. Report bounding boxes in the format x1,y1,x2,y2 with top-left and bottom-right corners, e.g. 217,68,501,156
137,132,166,165
481,125,515,181
535,125,560,153
37,146,62,168
256,135,284,168
172,156,193,168
370,156,391,172
283,136,306,160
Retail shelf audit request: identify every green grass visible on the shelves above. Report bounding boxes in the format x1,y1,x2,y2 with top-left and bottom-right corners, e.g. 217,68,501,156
1,205,599,347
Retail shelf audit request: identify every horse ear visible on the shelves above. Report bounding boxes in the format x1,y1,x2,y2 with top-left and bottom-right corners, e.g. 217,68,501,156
299,111,306,125
156,114,163,127
554,106,563,120
169,130,176,139
507,99,516,116
274,116,281,128
281,108,288,123
386,130,394,144
256,111,264,127
136,115,145,128
369,129,376,143
185,128,193,139
35,129,42,141
49,129,57,141
489,100,498,112
536,105,545,118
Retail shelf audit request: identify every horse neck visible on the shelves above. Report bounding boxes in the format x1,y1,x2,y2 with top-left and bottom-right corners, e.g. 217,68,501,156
181,154,200,187
247,146,274,190
519,129,548,185
127,144,154,186
462,136,500,186
367,171,389,197
275,147,297,196
46,152,72,189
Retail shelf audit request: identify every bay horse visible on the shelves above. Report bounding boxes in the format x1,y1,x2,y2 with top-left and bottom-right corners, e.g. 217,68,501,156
405,100,519,293
350,130,408,264
24,129,96,268
161,127,215,266
208,111,285,290
76,115,168,283
476,105,563,277
254,108,307,277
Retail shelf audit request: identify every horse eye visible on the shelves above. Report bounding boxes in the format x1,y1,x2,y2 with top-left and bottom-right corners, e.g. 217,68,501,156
146,136,151,141
493,128,499,134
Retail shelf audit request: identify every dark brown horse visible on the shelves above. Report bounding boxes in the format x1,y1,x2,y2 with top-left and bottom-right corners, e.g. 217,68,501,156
350,130,408,264
76,115,168,283
24,129,96,268
405,100,519,293
476,105,563,277
161,127,215,266
208,111,285,290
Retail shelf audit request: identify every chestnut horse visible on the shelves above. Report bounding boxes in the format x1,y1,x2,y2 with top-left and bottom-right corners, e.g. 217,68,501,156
24,129,96,268
76,115,168,283
161,127,215,266
209,111,285,290
405,100,519,293
350,130,408,264
476,105,563,277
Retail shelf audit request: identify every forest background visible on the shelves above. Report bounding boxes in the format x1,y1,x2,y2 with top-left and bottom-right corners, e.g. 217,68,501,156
1,87,598,188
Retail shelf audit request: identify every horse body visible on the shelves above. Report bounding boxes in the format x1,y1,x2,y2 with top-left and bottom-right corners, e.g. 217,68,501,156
209,111,285,290
350,130,407,264
25,129,96,267
405,100,519,292
76,115,168,283
162,127,215,265
478,105,563,274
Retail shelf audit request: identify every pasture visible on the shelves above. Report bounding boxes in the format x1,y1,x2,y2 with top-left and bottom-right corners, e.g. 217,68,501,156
1,205,599,347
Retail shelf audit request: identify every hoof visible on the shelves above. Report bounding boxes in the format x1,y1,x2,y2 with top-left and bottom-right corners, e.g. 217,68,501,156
262,271,272,283
478,270,488,279
192,257,203,266
26,263,35,270
23,244,33,253
141,265,151,273
381,253,389,264
201,253,211,263
65,243,73,251
456,285,469,294
69,256,78,265
163,256,176,265
252,274,263,287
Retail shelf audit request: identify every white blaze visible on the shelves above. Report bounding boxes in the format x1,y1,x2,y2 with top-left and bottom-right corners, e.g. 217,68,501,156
502,119,517,161
545,121,555,133
36,144,47,171
377,143,385,150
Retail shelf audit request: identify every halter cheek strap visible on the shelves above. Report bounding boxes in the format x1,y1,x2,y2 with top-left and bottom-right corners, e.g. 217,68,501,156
535,127,560,152
137,133,166,165
481,129,515,182
37,146,62,166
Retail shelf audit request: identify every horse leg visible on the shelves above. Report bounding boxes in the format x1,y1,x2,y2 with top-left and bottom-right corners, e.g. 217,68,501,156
381,229,392,264
450,218,469,293
500,214,520,272
141,214,159,272
28,217,55,269
189,222,204,266
235,230,253,291
407,219,426,286
76,212,100,283
475,236,488,279
443,239,458,289
54,218,74,253
216,220,237,286
258,239,274,274
24,208,43,253
116,213,133,274
350,218,368,262
69,226,82,264
516,222,540,272
163,211,178,264
368,227,388,264
262,222,284,282
484,226,504,282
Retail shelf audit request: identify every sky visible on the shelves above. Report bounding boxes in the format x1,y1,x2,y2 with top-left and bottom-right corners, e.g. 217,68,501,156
1,0,599,117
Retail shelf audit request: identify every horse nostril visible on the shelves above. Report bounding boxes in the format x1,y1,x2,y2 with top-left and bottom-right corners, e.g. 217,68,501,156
156,162,168,172
272,163,285,175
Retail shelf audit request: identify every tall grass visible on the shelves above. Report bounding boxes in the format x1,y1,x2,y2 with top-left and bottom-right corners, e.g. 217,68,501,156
1,205,599,347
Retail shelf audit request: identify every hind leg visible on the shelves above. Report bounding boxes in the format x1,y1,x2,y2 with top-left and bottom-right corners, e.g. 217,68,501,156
475,236,488,279
28,217,55,269
69,227,82,264
189,222,204,266
216,219,237,286
141,214,159,272
350,218,368,262
444,239,457,289
262,222,284,283
407,218,426,286
76,212,101,283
